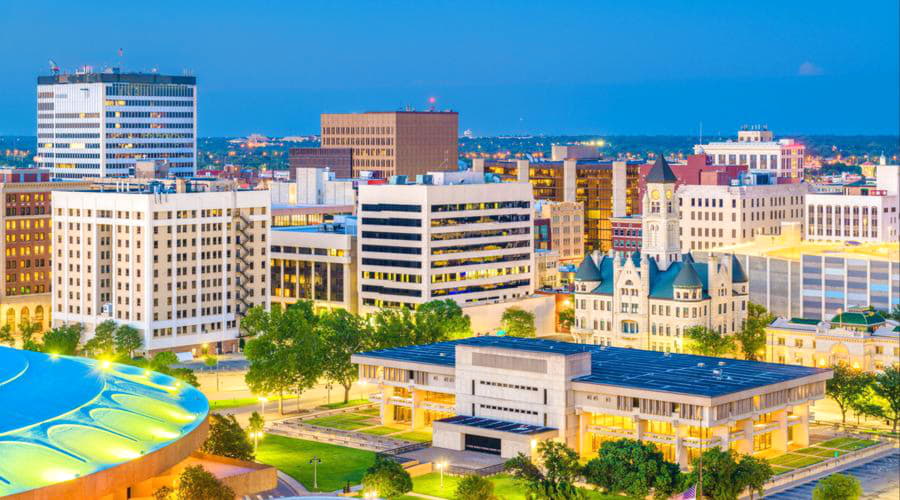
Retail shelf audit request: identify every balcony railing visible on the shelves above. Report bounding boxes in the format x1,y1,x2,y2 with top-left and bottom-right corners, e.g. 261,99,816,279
587,425,635,437
420,401,454,412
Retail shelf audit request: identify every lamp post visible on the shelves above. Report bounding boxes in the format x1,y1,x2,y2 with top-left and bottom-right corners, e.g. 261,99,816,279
259,396,268,415
436,460,447,487
309,456,322,490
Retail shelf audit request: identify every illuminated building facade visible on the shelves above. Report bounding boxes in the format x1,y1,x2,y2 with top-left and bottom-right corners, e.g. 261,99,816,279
0,171,86,338
357,171,534,312
321,110,458,179
36,72,197,178
693,126,805,179
474,158,641,253
51,180,269,354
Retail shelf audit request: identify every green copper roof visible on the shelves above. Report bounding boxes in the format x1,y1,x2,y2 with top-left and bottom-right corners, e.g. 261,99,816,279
575,255,602,281
645,155,678,183
731,255,748,283
672,261,703,288
790,318,822,325
831,310,886,326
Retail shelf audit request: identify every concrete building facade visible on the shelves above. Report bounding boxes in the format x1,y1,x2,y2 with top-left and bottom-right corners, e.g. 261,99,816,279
694,127,805,179
804,165,899,243
51,180,269,354
353,336,830,465
536,200,584,264
357,171,534,313
36,72,197,178
321,111,458,179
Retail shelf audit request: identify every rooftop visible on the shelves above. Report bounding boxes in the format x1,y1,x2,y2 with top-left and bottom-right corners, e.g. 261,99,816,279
38,72,196,85
716,237,899,262
0,347,208,496
436,415,556,435
355,336,828,398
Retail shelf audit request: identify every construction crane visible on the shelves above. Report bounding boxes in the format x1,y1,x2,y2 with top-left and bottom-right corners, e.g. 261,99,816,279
48,59,60,74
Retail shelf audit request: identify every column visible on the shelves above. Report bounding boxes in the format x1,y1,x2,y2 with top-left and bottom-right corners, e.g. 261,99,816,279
516,160,530,183
381,386,395,425
577,412,590,458
472,158,485,174
674,423,688,469
772,410,789,452
739,418,755,454
411,389,426,430
563,159,577,203
611,161,627,217
792,405,810,447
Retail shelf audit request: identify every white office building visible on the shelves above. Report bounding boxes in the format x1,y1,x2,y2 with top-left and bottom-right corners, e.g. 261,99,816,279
36,72,197,179
805,165,900,243
357,171,534,312
694,127,805,179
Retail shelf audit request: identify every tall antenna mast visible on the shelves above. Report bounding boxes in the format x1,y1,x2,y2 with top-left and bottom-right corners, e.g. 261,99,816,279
699,121,703,144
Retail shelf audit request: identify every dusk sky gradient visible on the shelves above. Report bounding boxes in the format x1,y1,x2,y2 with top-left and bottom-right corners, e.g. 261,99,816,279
1,0,897,136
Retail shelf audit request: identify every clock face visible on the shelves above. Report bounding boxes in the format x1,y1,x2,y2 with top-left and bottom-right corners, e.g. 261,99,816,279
665,190,673,200
651,189,660,200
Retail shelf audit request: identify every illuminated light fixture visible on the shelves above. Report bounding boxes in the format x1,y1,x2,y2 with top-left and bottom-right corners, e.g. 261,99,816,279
101,360,111,370
49,352,60,360
43,469,78,483
111,448,141,460
152,428,180,440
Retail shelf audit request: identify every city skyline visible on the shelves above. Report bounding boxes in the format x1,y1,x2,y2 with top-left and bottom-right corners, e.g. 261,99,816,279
0,0,897,136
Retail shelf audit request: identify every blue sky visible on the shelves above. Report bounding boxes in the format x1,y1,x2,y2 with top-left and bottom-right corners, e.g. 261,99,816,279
1,0,897,136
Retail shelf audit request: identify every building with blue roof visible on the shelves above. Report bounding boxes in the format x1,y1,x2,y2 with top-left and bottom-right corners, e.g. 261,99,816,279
571,156,749,351
352,335,830,467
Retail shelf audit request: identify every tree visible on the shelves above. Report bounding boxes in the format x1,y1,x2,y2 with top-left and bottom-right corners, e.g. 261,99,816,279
18,319,43,351
505,441,585,500
414,299,472,342
0,324,13,347
243,302,321,414
685,326,735,357
82,320,118,358
558,308,575,331
882,304,900,322
735,303,773,361
200,413,254,461
582,438,684,499
161,464,235,500
871,364,900,433
248,411,265,452
736,455,774,500
319,308,369,403
114,324,143,358
454,474,497,500
688,447,771,500
143,351,200,388
370,307,417,349
812,473,863,500
40,324,83,355
502,307,536,338
826,364,873,425
361,455,412,498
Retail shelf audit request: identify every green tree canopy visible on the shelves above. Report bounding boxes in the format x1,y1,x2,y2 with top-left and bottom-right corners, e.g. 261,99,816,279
558,308,575,331
685,326,735,357
812,473,863,500
19,319,42,351
200,413,255,461
582,438,684,499
826,363,874,425
735,455,774,500
114,324,143,358
871,364,900,432
454,474,497,500
243,302,321,414
735,303,773,360
40,324,83,355
319,308,370,403
414,299,472,342
82,320,118,358
370,307,417,349
361,455,413,499
505,441,585,500
157,464,235,500
688,447,772,500
501,307,536,338
0,324,13,347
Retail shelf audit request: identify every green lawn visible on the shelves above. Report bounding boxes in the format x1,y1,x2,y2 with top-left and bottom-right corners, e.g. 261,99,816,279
767,453,825,470
392,430,433,443
256,434,375,492
359,425,403,436
412,472,625,500
305,413,378,431
319,399,371,410
816,437,878,451
771,465,794,475
208,395,297,410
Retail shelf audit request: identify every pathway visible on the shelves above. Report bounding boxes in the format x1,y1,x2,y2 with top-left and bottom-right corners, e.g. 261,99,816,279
766,449,899,499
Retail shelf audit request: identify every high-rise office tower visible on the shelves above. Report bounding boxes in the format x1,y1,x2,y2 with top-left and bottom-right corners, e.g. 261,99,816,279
36,71,197,179
51,179,269,354
320,110,458,179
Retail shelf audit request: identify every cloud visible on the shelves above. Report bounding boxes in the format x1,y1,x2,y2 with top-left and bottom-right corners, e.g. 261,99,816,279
797,61,824,76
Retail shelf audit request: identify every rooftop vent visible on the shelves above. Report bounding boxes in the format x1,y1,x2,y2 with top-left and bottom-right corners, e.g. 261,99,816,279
697,362,705,368
712,369,723,376
718,361,726,366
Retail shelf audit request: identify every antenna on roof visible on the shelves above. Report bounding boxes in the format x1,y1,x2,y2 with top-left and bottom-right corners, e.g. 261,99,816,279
48,59,60,75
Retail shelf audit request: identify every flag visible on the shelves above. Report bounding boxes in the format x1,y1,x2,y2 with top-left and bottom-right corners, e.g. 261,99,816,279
676,484,696,500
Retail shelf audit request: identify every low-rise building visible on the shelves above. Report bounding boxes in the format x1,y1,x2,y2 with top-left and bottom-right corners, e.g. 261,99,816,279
357,171,534,312
678,171,808,252
289,147,353,178
534,249,560,290
766,309,900,372
51,180,270,354
694,126,805,179
270,217,357,312
353,336,830,465
610,215,642,252
536,200,584,264
804,165,899,243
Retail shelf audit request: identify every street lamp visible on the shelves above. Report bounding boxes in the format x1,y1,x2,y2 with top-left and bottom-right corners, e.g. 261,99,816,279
251,431,262,452
259,396,268,414
436,460,448,487
363,490,378,499
309,456,322,490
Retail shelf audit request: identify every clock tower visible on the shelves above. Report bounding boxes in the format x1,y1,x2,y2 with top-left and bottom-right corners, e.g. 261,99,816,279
641,155,681,271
